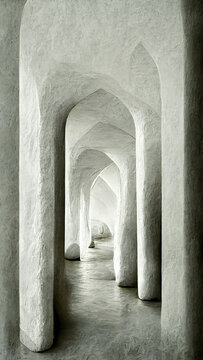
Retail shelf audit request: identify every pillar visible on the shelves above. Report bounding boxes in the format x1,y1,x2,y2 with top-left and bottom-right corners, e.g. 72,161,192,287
20,108,55,351
161,3,185,357
0,0,26,355
79,183,91,259
114,156,137,287
181,1,203,357
65,166,81,260
136,121,161,300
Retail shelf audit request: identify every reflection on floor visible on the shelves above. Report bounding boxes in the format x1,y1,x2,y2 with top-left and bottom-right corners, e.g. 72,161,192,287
16,238,161,360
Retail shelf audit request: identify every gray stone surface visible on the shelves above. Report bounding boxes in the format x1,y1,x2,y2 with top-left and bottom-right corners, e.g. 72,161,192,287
162,1,203,358
0,0,26,355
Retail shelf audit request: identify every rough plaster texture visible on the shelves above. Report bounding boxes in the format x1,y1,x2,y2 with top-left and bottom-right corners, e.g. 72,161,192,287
163,1,203,358
1,0,201,358
0,1,26,357
114,158,137,287
18,0,168,351
65,244,80,261
136,121,161,300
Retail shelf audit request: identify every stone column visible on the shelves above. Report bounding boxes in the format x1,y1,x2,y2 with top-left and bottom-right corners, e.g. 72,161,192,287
65,165,81,260
79,183,91,259
181,1,203,357
20,105,55,351
136,121,161,300
0,0,26,355
160,4,185,358
114,156,137,287
161,1,203,352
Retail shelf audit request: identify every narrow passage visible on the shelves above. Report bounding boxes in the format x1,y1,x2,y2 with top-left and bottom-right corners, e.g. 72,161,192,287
19,237,161,360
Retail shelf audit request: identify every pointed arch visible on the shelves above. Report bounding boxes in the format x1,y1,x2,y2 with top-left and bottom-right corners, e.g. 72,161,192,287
129,42,161,114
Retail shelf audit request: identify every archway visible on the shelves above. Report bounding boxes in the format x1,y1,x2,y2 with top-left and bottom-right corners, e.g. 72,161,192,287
64,116,137,287
20,5,161,348
2,1,201,358
90,163,120,244
19,84,161,351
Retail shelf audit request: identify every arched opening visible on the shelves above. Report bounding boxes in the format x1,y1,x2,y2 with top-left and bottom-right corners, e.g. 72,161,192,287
19,4,162,352
66,162,120,290
19,80,161,352
90,163,120,247
88,164,120,282
64,93,138,288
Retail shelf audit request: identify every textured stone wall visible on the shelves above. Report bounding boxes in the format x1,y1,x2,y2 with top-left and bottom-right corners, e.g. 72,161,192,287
18,0,166,351
182,0,203,357
1,1,201,358
0,0,26,356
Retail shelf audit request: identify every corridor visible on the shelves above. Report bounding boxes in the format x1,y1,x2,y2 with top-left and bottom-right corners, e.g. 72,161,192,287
18,238,160,360
63,237,161,359
1,1,202,359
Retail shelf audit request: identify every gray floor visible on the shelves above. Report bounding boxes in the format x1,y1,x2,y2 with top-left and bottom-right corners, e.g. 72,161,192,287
10,238,161,360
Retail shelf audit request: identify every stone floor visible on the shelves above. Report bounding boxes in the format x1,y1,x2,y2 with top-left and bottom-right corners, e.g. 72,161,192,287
7,238,161,360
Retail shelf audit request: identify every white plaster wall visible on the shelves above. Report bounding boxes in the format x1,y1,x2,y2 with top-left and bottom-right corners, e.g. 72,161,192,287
1,0,202,358
19,0,183,354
